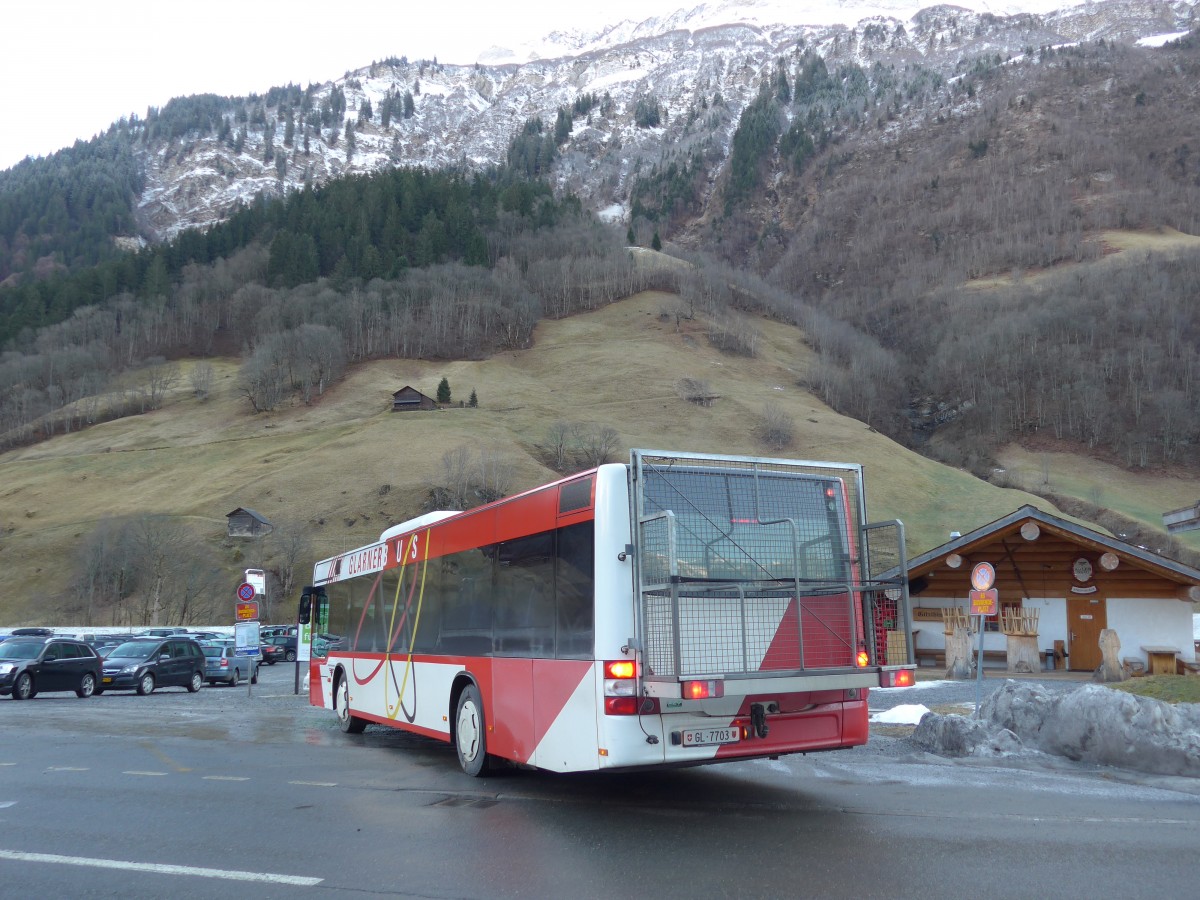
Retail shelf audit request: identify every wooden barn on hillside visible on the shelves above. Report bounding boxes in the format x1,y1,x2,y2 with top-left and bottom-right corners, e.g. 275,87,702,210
226,508,273,539
392,386,437,412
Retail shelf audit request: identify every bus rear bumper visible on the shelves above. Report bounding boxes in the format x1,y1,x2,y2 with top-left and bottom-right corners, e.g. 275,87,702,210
597,697,869,770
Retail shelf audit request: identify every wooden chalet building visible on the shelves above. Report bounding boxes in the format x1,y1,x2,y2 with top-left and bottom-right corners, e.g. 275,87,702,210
903,505,1200,675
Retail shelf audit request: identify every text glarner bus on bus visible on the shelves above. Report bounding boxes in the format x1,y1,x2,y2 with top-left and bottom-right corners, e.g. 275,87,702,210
298,450,915,775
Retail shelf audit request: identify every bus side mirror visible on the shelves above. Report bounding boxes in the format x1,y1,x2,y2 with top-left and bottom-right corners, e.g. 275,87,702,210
298,591,312,625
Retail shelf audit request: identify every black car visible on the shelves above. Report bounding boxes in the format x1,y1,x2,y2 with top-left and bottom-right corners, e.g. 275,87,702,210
100,638,206,695
259,641,286,665
0,637,103,700
267,635,298,662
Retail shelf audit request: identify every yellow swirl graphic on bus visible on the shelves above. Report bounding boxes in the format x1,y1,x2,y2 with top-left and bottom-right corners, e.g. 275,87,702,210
384,530,430,722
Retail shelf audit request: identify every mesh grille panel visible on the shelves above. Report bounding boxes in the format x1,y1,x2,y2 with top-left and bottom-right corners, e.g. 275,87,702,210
633,451,888,679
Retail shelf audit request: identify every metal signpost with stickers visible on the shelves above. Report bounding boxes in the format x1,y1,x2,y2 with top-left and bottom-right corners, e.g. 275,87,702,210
970,562,998,715
235,581,261,697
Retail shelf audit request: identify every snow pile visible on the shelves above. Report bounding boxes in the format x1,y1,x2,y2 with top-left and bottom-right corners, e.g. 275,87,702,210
911,681,1200,776
870,703,931,724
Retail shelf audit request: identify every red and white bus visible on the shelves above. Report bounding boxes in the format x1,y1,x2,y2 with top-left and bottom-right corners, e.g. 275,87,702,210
298,449,914,775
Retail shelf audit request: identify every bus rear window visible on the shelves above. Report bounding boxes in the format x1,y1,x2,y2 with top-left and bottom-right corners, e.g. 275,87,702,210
558,477,593,514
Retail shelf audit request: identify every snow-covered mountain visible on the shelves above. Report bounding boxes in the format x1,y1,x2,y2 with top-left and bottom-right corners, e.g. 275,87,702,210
133,0,1197,241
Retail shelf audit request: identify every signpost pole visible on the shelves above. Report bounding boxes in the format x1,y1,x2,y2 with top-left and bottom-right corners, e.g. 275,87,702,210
968,563,998,718
974,614,986,717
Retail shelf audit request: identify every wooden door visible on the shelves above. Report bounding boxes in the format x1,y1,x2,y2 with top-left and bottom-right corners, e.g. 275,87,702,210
1067,595,1107,671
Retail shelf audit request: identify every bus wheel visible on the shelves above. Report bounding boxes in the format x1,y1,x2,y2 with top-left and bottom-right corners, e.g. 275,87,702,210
455,684,490,777
336,673,366,734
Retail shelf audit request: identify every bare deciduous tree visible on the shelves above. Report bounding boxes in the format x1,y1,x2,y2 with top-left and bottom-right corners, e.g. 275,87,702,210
190,361,214,400
426,445,515,509
759,402,795,450
572,423,620,467
676,377,717,406
262,518,315,621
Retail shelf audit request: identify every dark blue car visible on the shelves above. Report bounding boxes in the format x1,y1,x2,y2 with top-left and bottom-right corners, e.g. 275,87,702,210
0,637,103,700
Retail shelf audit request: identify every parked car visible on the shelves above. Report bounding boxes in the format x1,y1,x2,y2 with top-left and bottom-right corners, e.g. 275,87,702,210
267,635,298,662
261,625,297,638
0,636,103,700
88,634,134,655
100,638,206,695
259,641,286,665
202,645,259,686
137,628,187,638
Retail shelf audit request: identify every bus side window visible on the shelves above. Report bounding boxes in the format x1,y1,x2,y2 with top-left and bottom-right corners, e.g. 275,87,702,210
495,532,555,657
556,521,594,659
438,549,493,655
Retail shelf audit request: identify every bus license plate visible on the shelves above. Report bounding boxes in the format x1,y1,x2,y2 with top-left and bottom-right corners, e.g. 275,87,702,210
680,727,739,747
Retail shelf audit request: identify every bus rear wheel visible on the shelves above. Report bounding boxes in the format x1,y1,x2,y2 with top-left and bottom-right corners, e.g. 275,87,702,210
336,673,366,734
455,684,490,777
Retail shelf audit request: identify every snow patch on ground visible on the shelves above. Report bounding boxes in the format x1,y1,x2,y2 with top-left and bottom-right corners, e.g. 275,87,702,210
597,203,626,223
870,703,930,724
1136,31,1191,47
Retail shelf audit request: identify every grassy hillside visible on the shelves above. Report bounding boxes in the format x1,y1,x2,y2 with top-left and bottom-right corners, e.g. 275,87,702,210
994,444,1200,555
0,289,1098,625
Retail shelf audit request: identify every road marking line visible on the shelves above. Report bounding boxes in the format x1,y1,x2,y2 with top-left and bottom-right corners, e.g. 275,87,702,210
0,802,15,809
0,849,322,886
289,781,337,787
202,776,250,781
138,741,191,773
0,763,16,767
46,767,89,772
123,771,168,777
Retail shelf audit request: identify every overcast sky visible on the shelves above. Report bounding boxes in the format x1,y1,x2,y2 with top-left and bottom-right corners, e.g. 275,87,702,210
0,0,660,171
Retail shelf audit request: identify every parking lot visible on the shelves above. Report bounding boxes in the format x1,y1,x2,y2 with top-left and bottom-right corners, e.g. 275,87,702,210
5,659,1200,898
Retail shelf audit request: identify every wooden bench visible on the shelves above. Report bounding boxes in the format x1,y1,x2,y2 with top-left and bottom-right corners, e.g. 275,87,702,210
914,649,1007,667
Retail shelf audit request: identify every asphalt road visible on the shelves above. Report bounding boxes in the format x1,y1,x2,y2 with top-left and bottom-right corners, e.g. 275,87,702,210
2,664,1197,899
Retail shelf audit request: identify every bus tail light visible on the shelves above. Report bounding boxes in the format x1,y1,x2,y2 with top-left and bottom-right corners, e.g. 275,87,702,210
605,696,638,715
856,650,870,668
880,668,915,688
604,660,640,715
681,679,724,700
605,660,635,679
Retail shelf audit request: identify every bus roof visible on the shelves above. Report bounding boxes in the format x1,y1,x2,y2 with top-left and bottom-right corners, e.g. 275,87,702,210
379,510,460,543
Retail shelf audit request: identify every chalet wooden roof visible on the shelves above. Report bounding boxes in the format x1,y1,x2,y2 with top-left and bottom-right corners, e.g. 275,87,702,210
226,507,271,524
905,505,1200,601
392,385,432,399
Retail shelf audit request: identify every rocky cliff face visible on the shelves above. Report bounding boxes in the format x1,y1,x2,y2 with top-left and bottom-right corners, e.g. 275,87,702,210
132,0,1198,242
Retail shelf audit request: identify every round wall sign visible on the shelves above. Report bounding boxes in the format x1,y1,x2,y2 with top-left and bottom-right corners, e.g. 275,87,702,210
970,561,996,591
1073,557,1093,583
